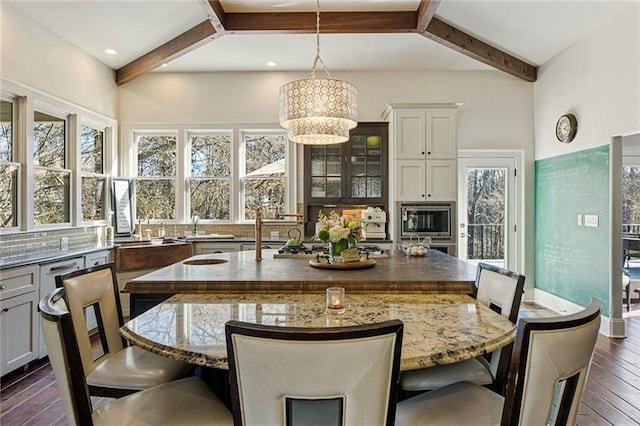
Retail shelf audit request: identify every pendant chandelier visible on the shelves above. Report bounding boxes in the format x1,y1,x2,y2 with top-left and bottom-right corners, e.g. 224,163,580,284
279,0,357,145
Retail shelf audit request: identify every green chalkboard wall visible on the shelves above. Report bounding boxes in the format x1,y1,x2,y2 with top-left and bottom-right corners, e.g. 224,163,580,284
535,145,610,315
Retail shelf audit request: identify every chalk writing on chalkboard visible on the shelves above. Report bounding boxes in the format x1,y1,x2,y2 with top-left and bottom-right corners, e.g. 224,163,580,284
535,145,610,315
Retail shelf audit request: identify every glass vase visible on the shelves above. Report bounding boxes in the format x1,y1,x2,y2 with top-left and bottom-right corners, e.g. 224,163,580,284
328,239,349,261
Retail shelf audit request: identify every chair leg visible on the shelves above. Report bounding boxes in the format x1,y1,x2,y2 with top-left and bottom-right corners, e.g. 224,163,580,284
626,283,631,312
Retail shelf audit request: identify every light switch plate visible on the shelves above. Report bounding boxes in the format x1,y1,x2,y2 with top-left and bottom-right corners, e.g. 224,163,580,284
60,236,69,251
577,214,582,226
584,214,599,227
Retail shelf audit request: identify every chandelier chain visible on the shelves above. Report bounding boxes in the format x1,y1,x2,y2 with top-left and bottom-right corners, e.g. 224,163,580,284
310,0,332,79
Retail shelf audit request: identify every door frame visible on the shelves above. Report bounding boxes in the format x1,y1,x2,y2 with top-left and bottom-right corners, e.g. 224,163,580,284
457,150,523,273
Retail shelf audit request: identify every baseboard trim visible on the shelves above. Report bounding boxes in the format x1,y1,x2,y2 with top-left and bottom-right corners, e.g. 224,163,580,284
532,289,625,338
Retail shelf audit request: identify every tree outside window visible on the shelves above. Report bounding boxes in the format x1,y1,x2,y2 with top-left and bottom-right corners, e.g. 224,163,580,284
189,133,231,220
623,165,640,234
33,110,70,225
243,133,287,220
0,99,18,228
80,125,106,221
135,134,176,220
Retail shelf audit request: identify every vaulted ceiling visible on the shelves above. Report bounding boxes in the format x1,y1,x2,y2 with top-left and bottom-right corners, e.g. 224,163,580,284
7,0,634,85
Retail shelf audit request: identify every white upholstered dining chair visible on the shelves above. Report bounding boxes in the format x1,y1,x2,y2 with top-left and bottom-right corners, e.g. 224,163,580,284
401,262,525,394
39,287,233,426
55,262,191,397
225,319,404,426
396,298,601,425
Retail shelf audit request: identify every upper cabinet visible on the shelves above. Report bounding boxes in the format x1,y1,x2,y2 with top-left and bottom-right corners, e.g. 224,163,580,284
305,122,388,205
393,109,457,160
383,104,461,202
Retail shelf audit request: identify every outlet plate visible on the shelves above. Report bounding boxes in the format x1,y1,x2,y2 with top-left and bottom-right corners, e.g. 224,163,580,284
60,236,69,251
577,214,582,226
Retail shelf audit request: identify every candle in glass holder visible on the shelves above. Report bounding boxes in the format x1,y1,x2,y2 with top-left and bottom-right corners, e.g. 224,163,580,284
326,287,346,314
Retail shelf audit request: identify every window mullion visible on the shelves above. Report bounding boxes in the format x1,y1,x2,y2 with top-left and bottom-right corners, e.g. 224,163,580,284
68,114,81,227
18,96,33,231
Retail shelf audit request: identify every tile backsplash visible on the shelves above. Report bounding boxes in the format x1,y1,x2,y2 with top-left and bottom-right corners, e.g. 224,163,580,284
0,227,105,267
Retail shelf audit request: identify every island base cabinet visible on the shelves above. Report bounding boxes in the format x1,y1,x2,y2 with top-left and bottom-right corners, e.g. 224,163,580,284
130,293,174,319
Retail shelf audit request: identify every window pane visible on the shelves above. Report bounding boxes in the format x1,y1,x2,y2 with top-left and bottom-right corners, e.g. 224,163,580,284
623,166,640,233
245,134,286,174
136,179,175,220
190,178,230,220
34,168,70,224
0,100,12,162
34,111,65,167
244,134,286,220
0,164,18,227
81,125,104,174
137,135,176,177
244,178,285,220
82,176,106,221
191,134,231,177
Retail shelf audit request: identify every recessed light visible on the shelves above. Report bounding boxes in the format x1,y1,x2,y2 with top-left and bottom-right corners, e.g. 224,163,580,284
104,48,118,55
161,63,168,67
266,61,277,68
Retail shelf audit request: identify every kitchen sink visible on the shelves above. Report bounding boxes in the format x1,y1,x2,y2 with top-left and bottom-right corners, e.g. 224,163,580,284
182,259,228,266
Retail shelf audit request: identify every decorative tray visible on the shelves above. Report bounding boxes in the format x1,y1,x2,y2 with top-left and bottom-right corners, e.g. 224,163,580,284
308,258,376,270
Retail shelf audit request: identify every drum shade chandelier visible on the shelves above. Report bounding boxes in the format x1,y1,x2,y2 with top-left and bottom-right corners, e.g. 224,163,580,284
279,0,357,145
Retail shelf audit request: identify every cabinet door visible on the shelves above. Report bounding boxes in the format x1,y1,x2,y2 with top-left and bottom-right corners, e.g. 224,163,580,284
426,159,457,201
395,160,426,201
394,110,425,159
39,258,83,358
348,129,385,201
84,250,111,268
308,145,343,201
425,110,457,159
0,292,39,376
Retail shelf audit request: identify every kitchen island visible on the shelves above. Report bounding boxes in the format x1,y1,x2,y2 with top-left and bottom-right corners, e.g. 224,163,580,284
122,248,478,317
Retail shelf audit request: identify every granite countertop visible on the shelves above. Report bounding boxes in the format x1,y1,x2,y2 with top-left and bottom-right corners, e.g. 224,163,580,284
121,293,515,371
122,248,478,294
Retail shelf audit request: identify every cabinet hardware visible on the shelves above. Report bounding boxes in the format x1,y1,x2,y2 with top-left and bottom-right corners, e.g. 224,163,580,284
2,308,8,313
427,194,432,197
0,285,6,290
421,151,425,155
427,151,431,155
49,262,78,272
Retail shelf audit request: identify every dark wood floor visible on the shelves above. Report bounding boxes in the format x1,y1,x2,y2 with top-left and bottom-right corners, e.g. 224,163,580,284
2,304,640,425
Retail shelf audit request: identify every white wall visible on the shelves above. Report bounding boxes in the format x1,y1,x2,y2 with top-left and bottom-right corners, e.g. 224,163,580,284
0,2,118,118
533,4,640,335
534,5,640,161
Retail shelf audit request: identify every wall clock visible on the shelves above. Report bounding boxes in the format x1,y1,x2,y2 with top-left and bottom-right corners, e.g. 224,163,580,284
555,113,578,143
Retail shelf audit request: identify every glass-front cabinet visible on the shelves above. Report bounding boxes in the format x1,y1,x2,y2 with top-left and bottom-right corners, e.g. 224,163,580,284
304,122,388,237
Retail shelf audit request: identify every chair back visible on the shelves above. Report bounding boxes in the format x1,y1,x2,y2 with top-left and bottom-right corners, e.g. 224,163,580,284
475,262,525,323
55,263,125,376
39,288,94,426
502,298,601,425
474,262,526,392
226,319,404,426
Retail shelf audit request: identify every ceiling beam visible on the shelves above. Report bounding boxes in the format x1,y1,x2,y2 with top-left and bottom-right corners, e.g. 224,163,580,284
116,20,218,85
116,8,537,85
224,11,417,33
422,17,537,82
416,0,441,32
204,1,226,31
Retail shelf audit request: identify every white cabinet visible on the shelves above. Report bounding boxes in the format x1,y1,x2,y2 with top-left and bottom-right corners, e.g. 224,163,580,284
0,265,39,376
84,250,111,268
193,242,242,254
392,108,457,160
383,103,460,203
395,159,457,201
38,258,83,358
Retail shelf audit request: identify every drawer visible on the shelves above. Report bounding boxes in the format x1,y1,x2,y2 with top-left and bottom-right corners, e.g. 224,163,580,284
84,250,111,268
0,265,39,301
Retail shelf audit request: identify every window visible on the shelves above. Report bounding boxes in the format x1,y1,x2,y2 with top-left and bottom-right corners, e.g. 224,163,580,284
0,99,18,228
33,110,70,225
135,133,176,220
189,133,231,220
242,132,287,220
80,124,106,221
623,162,640,234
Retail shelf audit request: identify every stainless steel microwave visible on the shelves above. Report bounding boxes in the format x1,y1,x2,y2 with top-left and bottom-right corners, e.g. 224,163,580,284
399,202,454,241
